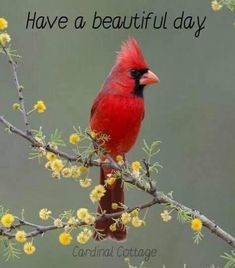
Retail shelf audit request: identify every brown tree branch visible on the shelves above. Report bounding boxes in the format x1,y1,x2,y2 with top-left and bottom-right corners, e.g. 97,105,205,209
0,115,235,248
0,198,158,240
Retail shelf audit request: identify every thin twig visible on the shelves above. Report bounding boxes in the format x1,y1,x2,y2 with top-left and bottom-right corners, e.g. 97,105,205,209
2,45,31,135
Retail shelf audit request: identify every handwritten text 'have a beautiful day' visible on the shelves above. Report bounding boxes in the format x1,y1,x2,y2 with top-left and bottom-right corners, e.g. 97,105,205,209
25,11,207,38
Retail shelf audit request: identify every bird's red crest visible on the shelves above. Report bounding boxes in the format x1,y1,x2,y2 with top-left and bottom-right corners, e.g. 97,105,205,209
116,37,148,70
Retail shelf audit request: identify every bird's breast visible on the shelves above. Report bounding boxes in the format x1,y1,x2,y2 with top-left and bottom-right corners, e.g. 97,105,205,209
90,94,144,157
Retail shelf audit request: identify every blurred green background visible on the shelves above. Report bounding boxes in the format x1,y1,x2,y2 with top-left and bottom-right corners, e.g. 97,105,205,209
0,0,235,267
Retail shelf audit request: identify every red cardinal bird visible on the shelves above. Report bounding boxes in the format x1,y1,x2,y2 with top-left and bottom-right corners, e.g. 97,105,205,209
90,37,159,241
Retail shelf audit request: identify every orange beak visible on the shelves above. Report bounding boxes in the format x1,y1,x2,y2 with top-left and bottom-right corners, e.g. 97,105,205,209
139,70,160,85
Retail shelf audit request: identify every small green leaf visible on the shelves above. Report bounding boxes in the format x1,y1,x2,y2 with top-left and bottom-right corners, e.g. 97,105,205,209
49,129,65,147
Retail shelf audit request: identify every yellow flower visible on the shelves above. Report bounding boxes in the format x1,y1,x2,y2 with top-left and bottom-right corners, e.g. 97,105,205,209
24,242,36,255
12,103,20,111
69,133,80,144
79,178,92,188
79,165,88,174
59,232,72,245
84,214,95,225
54,218,63,228
0,33,11,46
51,159,64,173
89,184,106,203
130,209,139,217
160,210,172,222
109,223,117,232
1,213,15,228
105,176,116,186
61,167,72,178
15,230,27,243
77,208,89,220
71,165,81,178
77,228,92,244
121,212,131,225
34,100,46,113
39,208,51,220
211,0,223,11
0,17,8,30
67,217,77,226
46,152,56,161
191,218,202,232
131,216,143,228
131,161,142,171
111,203,118,210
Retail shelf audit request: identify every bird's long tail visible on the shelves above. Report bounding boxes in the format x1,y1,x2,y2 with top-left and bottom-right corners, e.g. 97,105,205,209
94,166,126,241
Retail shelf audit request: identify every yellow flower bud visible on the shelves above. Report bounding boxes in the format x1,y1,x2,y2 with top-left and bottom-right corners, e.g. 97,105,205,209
12,103,20,111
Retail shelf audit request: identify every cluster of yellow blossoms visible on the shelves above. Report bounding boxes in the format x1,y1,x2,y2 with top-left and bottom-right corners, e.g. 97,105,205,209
38,207,95,246
77,208,95,225
44,149,91,186
0,17,11,47
43,132,90,182
12,100,47,114
0,213,36,255
109,209,144,232
76,228,93,244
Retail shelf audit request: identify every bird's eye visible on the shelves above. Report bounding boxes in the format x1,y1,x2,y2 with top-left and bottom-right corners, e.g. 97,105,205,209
130,69,141,79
